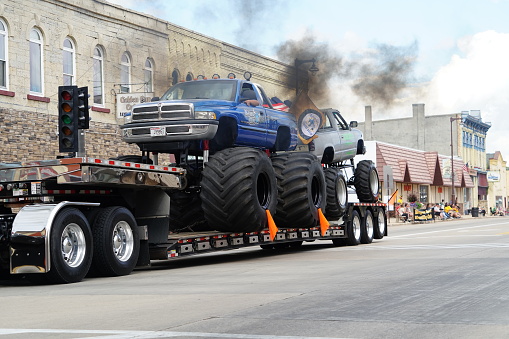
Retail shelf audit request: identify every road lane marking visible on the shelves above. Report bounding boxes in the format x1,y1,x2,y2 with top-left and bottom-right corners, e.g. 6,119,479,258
390,222,509,239
344,243,509,250
0,328,355,339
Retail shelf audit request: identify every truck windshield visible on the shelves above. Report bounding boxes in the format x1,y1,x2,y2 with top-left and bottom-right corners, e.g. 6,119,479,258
161,80,236,101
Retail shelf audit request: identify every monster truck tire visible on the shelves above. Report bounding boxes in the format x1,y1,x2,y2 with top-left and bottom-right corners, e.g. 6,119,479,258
201,147,277,232
323,168,348,220
354,160,380,203
272,153,326,228
169,191,210,232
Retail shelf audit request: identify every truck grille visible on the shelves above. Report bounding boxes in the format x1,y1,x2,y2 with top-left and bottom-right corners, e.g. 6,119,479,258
132,103,193,122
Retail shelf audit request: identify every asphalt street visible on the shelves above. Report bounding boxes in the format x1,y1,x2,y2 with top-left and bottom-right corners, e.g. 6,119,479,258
1,216,508,339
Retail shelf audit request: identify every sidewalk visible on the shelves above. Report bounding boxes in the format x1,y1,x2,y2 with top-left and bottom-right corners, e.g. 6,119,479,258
387,214,506,227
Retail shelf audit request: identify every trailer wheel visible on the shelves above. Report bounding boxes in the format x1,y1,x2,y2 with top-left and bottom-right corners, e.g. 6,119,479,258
201,147,277,232
374,208,386,239
354,160,380,203
345,209,362,246
360,210,374,244
323,168,348,220
46,208,93,284
272,153,326,228
169,191,209,232
91,206,140,277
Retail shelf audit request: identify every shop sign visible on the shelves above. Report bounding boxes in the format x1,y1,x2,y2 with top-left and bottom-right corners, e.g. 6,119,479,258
116,92,154,119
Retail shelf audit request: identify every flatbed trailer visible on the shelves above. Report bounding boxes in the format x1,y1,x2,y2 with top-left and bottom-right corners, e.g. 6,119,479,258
0,157,387,284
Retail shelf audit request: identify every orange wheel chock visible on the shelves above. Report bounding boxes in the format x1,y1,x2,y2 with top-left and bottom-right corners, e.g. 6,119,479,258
318,208,330,236
266,209,278,241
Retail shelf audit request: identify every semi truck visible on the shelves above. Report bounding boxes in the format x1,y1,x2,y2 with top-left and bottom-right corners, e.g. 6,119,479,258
0,79,387,284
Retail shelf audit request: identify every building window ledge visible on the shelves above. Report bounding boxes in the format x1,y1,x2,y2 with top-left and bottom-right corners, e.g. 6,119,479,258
92,106,110,113
0,89,15,97
27,94,50,103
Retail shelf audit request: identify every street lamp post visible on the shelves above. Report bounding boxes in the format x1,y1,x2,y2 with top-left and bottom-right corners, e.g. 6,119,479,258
294,58,319,96
450,116,462,204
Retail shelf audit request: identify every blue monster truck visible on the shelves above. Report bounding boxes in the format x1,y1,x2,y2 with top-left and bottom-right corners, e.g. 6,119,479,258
121,79,297,155
120,79,299,233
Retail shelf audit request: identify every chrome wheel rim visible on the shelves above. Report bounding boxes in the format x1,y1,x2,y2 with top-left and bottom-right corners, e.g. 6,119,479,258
378,210,386,234
366,213,374,238
112,221,134,262
353,215,361,240
370,170,379,197
336,176,347,206
61,223,86,268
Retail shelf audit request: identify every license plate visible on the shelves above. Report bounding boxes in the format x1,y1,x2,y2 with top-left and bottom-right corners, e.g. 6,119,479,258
150,127,166,136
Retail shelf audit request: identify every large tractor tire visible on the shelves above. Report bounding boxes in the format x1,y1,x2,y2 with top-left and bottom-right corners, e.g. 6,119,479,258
323,167,348,221
272,153,326,228
354,160,380,203
201,147,277,232
169,191,209,232
46,208,93,283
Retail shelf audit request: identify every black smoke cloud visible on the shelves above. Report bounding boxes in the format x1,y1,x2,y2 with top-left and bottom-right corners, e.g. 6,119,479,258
350,42,418,107
276,31,418,108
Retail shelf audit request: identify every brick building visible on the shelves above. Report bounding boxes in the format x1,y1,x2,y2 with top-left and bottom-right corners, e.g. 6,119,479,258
0,0,296,163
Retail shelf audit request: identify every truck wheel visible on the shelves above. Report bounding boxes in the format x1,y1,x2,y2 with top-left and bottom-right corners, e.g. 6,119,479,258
91,206,140,277
354,160,380,203
169,191,209,232
323,168,348,220
374,208,386,239
272,153,326,228
47,208,93,284
345,209,361,246
360,210,374,244
201,147,277,232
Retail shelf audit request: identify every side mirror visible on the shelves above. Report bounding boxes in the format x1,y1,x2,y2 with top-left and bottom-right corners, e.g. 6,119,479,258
151,97,160,102
349,121,358,128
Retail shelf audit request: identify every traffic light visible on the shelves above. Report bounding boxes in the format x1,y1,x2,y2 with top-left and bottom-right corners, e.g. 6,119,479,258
58,85,79,153
77,86,90,129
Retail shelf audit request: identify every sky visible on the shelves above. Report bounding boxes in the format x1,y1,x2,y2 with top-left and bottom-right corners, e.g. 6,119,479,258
108,0,509,163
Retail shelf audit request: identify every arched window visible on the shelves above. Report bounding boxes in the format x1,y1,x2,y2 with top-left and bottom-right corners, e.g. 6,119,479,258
172,69,179,85
144,58,153,93
29,28,43,94
93,46,104,105
62,37,75,86
0,19,8,88
120,52,131,93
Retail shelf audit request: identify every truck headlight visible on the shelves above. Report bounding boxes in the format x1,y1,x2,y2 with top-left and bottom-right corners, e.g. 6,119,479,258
195,111,216,119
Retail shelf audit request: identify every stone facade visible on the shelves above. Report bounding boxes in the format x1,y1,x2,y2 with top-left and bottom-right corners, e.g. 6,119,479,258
0,0,296,163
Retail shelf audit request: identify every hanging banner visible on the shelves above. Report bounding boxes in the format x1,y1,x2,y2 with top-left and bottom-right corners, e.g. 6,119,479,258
442,158,452,179
487,171,500,182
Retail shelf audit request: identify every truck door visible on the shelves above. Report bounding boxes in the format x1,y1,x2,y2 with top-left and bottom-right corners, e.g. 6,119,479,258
333,111,356,159
237,84,268,147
